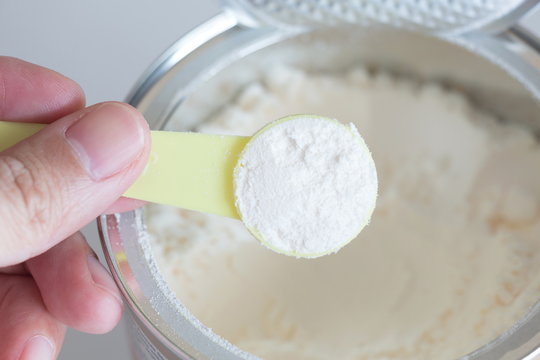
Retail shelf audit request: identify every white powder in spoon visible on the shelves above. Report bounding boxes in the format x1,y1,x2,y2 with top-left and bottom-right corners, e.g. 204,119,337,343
233,115,378,257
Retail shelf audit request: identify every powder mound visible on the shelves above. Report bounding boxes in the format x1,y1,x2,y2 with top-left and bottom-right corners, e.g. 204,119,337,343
148,65,540,360
233,116,378,257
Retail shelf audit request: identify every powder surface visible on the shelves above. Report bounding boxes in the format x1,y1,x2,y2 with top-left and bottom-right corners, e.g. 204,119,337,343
234,116,377,256
145,66,540,360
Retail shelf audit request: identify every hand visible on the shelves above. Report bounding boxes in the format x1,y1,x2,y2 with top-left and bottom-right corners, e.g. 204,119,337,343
0,57,151,359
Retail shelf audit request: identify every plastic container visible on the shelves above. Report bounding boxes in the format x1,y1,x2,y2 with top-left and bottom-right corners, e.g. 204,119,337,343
98,9,540,360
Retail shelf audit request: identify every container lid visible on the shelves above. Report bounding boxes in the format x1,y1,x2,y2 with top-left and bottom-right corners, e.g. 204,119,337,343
224,0,539,35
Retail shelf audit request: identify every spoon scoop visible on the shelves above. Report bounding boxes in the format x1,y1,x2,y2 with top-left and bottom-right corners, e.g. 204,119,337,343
0,115,377,258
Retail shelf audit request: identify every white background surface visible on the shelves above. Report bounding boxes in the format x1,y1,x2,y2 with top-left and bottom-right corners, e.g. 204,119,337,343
1,0,219,359
2,1,540,359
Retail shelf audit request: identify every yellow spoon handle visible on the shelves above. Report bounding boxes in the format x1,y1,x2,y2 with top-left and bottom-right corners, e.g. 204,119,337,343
0,121,45,149
128,131,248,219
0,121,248,219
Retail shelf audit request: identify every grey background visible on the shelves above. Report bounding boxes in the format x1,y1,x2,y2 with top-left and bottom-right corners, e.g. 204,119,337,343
2,1,540,359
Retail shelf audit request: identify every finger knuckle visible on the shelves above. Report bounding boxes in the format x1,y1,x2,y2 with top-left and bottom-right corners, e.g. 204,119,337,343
0,154,56,238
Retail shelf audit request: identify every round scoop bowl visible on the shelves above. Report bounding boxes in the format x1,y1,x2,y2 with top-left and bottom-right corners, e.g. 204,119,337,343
235,115,377,258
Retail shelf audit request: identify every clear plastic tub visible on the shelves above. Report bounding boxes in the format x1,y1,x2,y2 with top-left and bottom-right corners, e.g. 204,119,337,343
98,12,540,360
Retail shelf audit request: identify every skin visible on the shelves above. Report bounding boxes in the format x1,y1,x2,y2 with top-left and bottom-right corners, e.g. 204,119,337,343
0,57,151,359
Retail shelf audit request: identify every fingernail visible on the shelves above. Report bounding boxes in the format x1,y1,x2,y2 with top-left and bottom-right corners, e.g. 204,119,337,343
66,103,146,181
87,255,123,305
20,335,54,360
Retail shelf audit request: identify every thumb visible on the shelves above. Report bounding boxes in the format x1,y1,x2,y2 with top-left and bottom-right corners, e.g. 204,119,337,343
0,102,150,266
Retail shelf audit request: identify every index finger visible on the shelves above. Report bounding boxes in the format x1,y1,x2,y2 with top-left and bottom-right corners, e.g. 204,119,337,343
0,56,85,123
